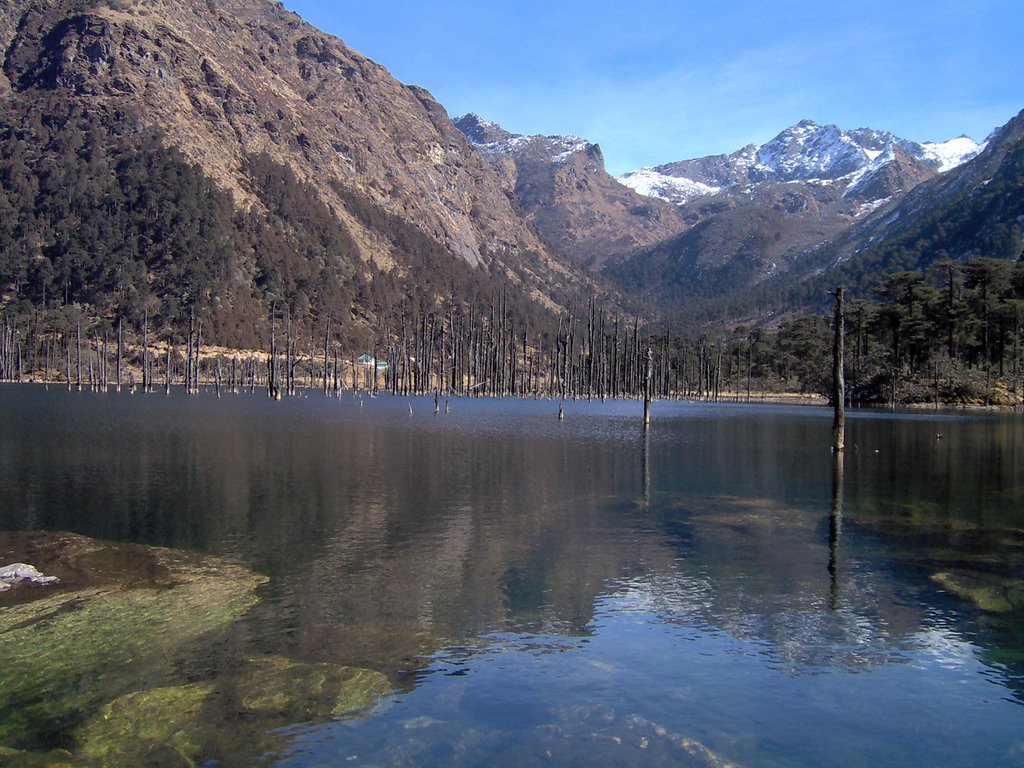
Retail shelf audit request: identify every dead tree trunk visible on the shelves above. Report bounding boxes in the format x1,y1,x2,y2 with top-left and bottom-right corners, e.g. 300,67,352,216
76,320,82,390
116,318,122,392
643,346,653,427
832,286,846,453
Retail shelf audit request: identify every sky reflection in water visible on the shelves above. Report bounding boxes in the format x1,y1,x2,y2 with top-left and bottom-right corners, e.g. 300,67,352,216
0,386,1022,766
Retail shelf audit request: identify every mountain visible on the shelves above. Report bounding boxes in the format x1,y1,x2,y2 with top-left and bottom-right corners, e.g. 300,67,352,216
1,0,1016,354
619,120,984,206
613,109,1024,329
455,114,687,268
602,120,988,325
0,0,594,349
796,108,1024,296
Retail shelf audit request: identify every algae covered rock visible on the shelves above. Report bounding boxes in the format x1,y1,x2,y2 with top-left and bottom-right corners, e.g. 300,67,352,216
0,532,268,750
233,655,390,719
932,570,1024,613
76,657,389,767
0,745,75,767
76,684,213,768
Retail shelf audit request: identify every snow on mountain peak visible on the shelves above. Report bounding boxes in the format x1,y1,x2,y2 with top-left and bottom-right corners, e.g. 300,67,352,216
617,120,984,206
617,168,721,204
455,114,593,164
919,136,985,172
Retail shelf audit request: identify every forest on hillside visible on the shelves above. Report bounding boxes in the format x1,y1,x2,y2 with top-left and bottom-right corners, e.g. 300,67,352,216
1,100,1021,407
3,253,1022,408
0,98,562,352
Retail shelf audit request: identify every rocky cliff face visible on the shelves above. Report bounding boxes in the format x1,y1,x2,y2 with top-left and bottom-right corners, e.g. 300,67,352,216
455,114,686,268
2,0,556,281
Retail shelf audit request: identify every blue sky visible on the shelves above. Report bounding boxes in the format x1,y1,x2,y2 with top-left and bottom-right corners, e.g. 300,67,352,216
282,0,1024,175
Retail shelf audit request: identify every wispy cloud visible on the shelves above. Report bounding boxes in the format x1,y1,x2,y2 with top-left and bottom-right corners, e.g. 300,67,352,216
288,0,1024,173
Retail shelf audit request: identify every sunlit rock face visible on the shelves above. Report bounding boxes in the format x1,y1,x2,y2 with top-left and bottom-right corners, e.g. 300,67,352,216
455,113,688,268
1,0,577,309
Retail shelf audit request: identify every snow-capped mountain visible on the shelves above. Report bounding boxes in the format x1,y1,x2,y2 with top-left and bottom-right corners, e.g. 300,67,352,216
454,114,687,266
619,120,985,205
455,114,596,166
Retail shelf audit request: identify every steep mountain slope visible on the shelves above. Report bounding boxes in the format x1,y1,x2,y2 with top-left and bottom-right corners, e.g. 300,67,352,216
0,0,595,347
800,108,1024,294
0,0,41,93
634,108,1024,328
5,0,555,268
455,114,687,268
603,120,987,324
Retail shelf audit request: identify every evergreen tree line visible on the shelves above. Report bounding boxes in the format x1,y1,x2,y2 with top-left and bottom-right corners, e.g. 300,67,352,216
1,98,1021,406
0,98,569,378
4,256,1023,407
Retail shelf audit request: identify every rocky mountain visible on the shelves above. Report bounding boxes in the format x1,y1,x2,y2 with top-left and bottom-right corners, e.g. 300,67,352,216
610,109,1024,328
799,107,1024,292
0,0,598,349
1,0,1016,349
619,120,984,206
454,114,687,268
601,120,989,325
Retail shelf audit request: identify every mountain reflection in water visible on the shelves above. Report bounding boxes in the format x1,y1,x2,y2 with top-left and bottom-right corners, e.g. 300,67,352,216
0,385,1022,767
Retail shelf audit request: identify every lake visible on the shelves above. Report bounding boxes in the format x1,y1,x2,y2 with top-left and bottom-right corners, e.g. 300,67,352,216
1,384,1023,767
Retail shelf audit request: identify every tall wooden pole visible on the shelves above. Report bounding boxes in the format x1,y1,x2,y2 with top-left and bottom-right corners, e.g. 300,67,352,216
832,286,846,453
643,346,653,427
142,309,149,393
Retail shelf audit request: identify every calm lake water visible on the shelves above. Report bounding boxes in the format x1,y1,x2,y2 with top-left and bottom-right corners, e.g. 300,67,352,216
1,384,1023,767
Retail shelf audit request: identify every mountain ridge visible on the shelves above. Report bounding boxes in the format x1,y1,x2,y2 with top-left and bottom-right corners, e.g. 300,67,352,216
2,0,562,273
0,0,1018,351
454,112,688,268
0,0,607,351
619,119,984,206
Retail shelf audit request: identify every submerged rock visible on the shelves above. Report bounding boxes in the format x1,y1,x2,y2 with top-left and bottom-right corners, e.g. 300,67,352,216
77,684,212,768
0,745,75,767
232,655,389,720
932,570,1024,613
77,657,389,767
0,532,268,750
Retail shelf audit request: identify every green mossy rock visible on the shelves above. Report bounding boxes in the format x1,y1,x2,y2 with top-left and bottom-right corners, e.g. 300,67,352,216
234,655,390,719
932,570,1024,613
0,745,75,767
76,684,212,768
0,532,267,749
76,657,389,767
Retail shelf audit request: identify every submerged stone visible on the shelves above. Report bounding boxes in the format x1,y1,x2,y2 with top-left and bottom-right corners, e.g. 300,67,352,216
0,532,267,750
76,657,389,767
0,746,75,767
77,684,213,768
233,655,390,720
932,570,1024,613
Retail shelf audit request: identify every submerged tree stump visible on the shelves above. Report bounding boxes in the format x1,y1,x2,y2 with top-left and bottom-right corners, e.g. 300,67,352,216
831,286,846,452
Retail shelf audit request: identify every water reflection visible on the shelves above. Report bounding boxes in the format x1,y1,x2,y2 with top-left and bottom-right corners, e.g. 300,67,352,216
1,386,1023,766
829,450,843,610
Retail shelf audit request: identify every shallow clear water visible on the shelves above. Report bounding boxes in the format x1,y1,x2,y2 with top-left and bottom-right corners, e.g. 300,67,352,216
1,385,1023,766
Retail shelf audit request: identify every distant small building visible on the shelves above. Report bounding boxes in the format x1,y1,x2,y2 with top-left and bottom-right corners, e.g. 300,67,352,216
356,354,387,371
